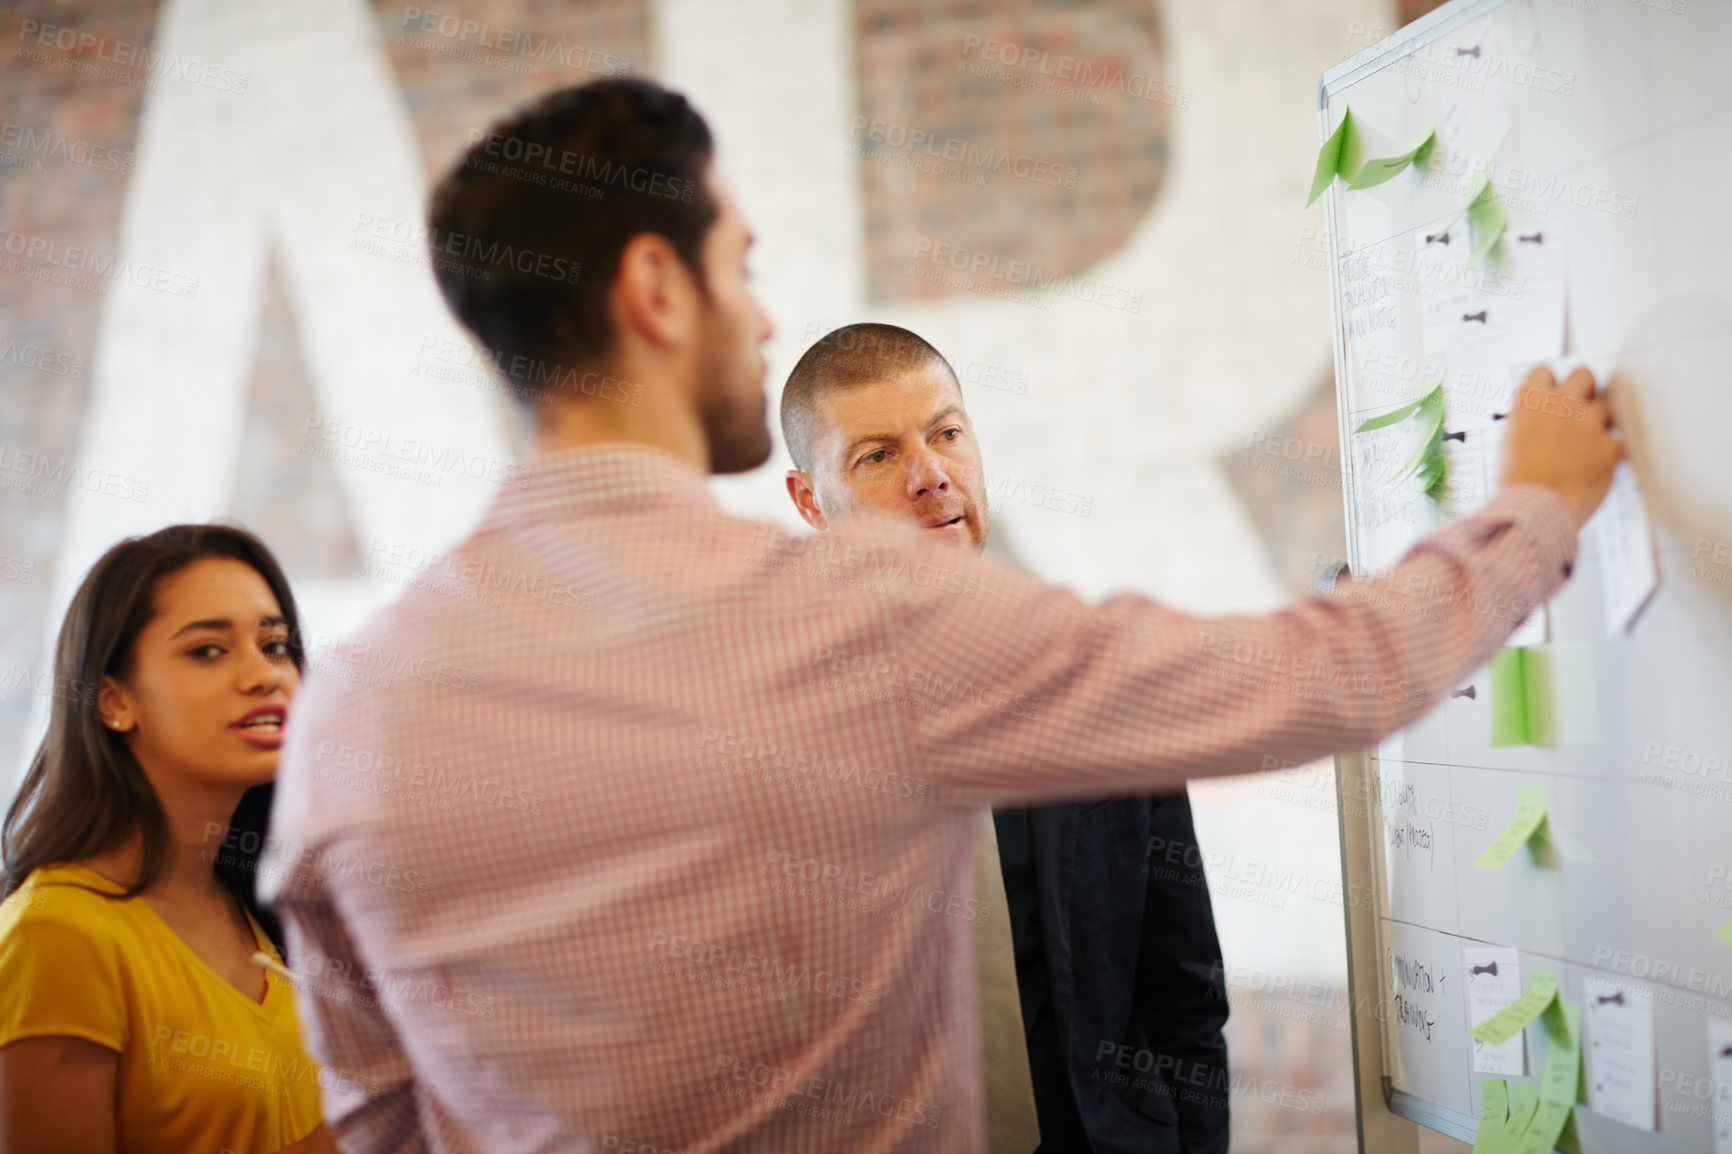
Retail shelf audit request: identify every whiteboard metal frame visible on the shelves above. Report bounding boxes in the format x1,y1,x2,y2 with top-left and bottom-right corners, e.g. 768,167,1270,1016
1321,1,1513,1149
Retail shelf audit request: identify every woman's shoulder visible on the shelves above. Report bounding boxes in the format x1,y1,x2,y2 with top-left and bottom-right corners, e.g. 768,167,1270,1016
0,864,138,1050
0,863,133,945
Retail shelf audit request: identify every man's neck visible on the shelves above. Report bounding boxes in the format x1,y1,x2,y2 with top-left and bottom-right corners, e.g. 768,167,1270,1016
527,360,709,470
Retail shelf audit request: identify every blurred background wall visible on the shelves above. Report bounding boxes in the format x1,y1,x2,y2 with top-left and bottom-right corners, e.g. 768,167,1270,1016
0,0,1463,1148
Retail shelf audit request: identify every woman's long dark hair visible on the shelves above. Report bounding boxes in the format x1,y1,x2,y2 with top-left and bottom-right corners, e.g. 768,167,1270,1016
1,524,305,952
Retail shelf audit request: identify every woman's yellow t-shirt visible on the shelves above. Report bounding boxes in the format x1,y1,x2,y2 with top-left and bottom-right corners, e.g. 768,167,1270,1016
0,862,323,1153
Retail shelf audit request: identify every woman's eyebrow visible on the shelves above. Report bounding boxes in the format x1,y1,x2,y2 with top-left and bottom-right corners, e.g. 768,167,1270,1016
168,614,286,639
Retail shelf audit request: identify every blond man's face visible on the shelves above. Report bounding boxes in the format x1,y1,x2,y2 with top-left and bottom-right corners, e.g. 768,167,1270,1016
794,365,987,552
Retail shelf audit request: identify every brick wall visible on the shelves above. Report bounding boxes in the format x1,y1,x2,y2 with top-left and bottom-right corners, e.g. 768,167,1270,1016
854,0,1170,303
0,0,161,726
0,0,647,769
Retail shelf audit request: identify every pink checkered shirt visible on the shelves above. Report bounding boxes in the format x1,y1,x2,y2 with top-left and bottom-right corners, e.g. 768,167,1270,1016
262,442,1576,1154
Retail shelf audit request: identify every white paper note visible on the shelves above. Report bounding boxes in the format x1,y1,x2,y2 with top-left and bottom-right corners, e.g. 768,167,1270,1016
1446,409,1546,645
1588,463,1659,637
1582,975,1657,1131
1543,641,1600,749
1416,220,1565,374
1507,603,1548,649
1708,1018,1732,1154
1435,96,1510,171
1440,425,1493,519
1464,946,1526,1075
1348,406,1436,554
1430,17,1512,166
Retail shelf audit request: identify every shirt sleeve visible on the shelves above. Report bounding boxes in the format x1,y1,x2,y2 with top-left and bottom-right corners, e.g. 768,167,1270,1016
889,484,1578,806
0,888,128,1053
266,855,427,1154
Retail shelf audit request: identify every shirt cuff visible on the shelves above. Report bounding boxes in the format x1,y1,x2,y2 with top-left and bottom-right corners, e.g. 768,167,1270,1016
1481,483,1579,586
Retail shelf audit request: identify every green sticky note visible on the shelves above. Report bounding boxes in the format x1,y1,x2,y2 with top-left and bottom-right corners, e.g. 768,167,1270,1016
1490,649,1554,748
1347,126,1437,190
1440,173,1511,289
1474,785,1548,871
1353,393,1429,433
1540,999,1582,1103
1523,650,1554,746
1490,648,1529,747
1717,918,1732,946
1516,1000,1581,1154
1465,174,1508,266
1307,108,1432,206
1472,1080,1510,1153
1352,383,1448,514
1471,968,1558,1046
1391,385,1445,487
1480,1082,1541,1154
1308,107,1353,206
1507,1083,1541,1140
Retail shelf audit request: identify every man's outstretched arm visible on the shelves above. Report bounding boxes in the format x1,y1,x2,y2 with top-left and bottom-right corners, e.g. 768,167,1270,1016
889,367,1620,806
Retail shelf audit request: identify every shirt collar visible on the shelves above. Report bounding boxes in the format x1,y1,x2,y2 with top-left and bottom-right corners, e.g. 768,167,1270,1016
482,441,717,529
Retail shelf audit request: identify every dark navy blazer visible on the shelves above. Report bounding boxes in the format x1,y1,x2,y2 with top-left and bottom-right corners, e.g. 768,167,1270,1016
994,792,1230,1154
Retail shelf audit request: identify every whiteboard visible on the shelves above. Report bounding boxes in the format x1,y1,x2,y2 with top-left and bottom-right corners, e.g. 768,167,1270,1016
1321,0,1732,1150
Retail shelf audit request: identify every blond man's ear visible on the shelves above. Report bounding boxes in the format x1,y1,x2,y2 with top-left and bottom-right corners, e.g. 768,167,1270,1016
784,470,829,531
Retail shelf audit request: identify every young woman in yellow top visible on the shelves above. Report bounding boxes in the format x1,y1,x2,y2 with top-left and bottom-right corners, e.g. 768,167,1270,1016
0,525,343,1153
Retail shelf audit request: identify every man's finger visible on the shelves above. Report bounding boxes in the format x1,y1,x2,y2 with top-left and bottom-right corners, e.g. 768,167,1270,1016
1519,365,1558,399
1559,367,1596,401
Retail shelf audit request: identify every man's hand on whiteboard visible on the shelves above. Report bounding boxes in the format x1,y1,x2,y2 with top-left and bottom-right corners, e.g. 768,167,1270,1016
1497,365,1623,531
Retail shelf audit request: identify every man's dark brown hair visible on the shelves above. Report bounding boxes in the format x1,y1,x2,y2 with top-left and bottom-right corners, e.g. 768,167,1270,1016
428,79,717,401
780,323,960,472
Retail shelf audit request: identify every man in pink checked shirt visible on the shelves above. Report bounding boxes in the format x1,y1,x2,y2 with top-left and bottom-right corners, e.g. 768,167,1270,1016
262,78,1620,1154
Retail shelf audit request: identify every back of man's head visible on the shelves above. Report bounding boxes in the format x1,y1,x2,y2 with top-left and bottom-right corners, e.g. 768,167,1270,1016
428,79,716,403
780,323,958,474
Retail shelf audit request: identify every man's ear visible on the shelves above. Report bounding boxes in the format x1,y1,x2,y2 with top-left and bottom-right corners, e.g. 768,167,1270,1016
611,232,698,353
785,470,829,531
